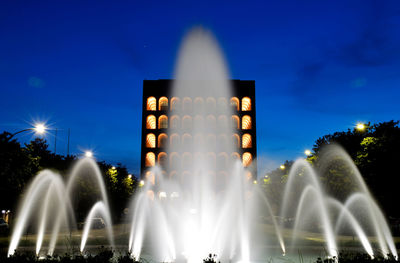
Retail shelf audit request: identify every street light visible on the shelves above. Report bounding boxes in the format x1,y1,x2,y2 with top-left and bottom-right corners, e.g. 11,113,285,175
304,149,311,156
356,123,366,131
280,165,285,170
84,151,93,158
10,122,48,138
128,174,132,179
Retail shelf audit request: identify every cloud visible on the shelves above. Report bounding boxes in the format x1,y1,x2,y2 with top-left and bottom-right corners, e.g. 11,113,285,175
28,76,45,89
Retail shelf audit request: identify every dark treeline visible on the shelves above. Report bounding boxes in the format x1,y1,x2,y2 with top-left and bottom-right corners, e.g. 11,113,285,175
262,120,400,219
0,132,138,223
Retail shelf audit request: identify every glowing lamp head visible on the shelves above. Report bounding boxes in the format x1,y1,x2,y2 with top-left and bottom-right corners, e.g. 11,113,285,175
139,180,145,187
128,174,132,179
356,123,366,131
280,165,285,170
84,151,93,158
33,123,47,134
304,150,311,156
253,180,258,184
111,166,116,170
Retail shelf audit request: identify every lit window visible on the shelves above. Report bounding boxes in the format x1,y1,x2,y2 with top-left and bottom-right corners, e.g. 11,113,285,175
242,115,251,130
182,115,192,130
182,152,192,170
146,115,156,129
158,152,167,166
242,152,252,167
158,133,168,148
206,152,216,169
230,97,239,111
145,171,155,185
146,133,156,148
206,97,216,112
183,97,192,112
242,97,251,111
217,115,228,130
170,134,180,146
232,134,240,148
171,97,181,111
218,97,228,110
242,134,252,148
170,115,180,129
206,115,216,129
194,97,204,112
145,152,155,167
159,97,168,111
218,152,228,170
159,115,168,129
231,152,240,160
146,97,156,111
170,152,180,169
182,133,192,148
232,115,240,129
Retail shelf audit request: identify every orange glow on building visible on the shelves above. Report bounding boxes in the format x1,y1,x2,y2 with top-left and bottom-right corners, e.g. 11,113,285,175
242,134,252,148
146,133,156,148
171,97,181,111
242,115,251,129
242,152,252,167
158,152,167,166
230,97,239,111
242,97,251,111
158,133,168,148
145,152,155,167
159,97,169,110
158,115,168,129
232,115,240,129
146,115,156,129
146,97,156,111
232,134,240,148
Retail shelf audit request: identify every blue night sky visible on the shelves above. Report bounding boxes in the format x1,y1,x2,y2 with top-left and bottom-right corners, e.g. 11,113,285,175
1,0,400,176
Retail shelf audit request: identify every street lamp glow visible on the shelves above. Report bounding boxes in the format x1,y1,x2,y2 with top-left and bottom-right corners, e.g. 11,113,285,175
84,151,93,158
356,123,366,131
128,174,132,179
33,123,47,134
280,165,285,170
111,166,116,170
304,150,311,156
139,180,145,187
253,180,258,184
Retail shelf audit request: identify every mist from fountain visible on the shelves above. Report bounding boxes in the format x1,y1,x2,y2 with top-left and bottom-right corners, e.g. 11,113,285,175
7,27,399,262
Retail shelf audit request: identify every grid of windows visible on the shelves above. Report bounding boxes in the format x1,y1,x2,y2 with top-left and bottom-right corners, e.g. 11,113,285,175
141,79,257,182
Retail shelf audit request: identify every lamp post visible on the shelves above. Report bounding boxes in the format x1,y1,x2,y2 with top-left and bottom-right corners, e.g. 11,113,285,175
9,123,47,139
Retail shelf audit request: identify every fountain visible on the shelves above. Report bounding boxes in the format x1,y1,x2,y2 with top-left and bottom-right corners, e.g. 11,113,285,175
7,27,399,262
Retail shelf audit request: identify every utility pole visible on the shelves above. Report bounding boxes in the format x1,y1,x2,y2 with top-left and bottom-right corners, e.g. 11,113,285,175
54,128,58,154
67,128,70,156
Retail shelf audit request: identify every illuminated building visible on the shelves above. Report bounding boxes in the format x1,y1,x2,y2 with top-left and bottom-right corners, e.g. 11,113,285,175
140,79,257,184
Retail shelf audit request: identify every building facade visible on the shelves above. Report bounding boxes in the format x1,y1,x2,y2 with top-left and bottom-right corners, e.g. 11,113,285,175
140,79,257,184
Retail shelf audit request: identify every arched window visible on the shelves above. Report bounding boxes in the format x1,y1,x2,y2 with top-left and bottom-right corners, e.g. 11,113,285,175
194,134,204,148
158,152,167,166
230,97,239,111
217,152,228,170
159,97,168,111
170,133,180,147
145,171,155,185
242,134,252,148
169,171,178,180
194,115,204,128
183,97,192,112
145,152,155,167
206,152,216,169
242,115,251,130
218,97,228,112
171,97,181,111
245,171,252,180
206,134,216,149
158,115,168,129
217,115,228,130
146,97,156,111
158,133,168,148
232,115,240,129
206,115,216,129
182,133,192,148
170,115,180,129
232,134,240,148
242,97,251,111
146,133,156,148
182,152,192,170
218,134,228,149
206,97,216,112
170,152,180,170
146,115,156,129
182,115,192,130
194,97,204,112
231,152,240,161
242,152,252,167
